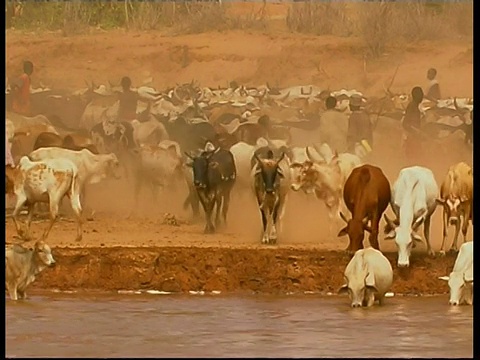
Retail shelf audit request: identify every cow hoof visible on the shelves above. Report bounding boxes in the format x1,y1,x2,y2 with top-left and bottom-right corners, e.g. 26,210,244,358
428,250,436,257
204,227,215,234
438,251,446,257
448,248,459,254
86,216,94,222
75,236,83,242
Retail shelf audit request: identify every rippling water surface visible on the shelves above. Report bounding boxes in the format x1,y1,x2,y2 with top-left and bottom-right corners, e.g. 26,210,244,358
6,292,473,358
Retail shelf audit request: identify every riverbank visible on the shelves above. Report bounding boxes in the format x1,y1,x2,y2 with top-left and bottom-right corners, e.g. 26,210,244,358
31,246,455,295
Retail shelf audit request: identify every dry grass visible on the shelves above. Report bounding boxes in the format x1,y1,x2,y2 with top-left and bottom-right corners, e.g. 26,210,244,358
7,1,472,57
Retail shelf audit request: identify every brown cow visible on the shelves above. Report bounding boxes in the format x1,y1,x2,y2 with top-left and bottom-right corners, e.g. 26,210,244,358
33,132,99,154
436,162,473,255
337,164,391,254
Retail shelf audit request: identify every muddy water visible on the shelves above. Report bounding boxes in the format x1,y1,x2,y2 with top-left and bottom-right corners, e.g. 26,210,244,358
6,292,472,358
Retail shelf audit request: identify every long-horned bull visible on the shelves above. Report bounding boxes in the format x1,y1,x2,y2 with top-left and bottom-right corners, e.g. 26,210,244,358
252,149,289,245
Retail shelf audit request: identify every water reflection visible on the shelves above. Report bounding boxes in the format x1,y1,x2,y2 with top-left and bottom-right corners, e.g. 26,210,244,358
6,292,473,358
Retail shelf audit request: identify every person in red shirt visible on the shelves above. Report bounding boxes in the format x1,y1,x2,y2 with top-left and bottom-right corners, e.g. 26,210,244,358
11,60,34,116
117,76,139,122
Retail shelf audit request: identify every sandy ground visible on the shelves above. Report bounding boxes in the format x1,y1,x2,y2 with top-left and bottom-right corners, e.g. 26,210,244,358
5,9,473,293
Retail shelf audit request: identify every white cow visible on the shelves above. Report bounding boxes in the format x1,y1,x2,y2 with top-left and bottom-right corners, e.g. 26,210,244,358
5,156,83,241
384,166,439,267
28,147,122,219
338,247,393,308
439,241,473,306
127,140,185,208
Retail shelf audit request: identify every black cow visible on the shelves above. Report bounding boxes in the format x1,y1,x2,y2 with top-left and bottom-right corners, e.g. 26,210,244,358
185,144,236,234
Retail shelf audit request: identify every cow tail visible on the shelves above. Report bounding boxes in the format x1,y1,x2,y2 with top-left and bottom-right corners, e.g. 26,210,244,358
359,167,371,185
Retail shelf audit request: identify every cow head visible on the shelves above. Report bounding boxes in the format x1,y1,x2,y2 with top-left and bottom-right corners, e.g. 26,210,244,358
254,150,285,195
34,240,56,268
290,161,316,193
338,212,371,253
436,195,469,225
384,214,423,267
103,153,122,180
338,271,378,308
185,149,218,189
439,268,473,306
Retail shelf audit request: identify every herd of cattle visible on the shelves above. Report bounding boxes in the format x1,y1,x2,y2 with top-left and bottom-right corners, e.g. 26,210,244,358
5,80,473,306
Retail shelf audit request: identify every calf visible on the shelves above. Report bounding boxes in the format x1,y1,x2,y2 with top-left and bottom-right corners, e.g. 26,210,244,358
251,149,290,244
436,162,473,255
384,166,439,267
6,156,83,242
338,247,393,308
439,241,473,306
5,240,56,301
338,165,391,254
186,143,236,233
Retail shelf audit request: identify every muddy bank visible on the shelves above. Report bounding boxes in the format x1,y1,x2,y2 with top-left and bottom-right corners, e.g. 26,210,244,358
32,247,455,295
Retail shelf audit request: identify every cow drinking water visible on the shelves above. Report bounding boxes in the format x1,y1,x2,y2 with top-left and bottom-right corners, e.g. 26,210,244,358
338,164,391,254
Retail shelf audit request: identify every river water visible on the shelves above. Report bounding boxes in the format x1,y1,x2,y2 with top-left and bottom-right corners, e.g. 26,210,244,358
6,292,473,358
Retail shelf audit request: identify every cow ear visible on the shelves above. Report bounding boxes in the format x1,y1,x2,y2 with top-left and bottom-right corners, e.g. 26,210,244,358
166,145,178,158
438,276,450,281
365,285,378,293
464,267,473,283
365,272,376,288
337,226,348,237
338,284,349,295
436,198,445,206
290,163,302,169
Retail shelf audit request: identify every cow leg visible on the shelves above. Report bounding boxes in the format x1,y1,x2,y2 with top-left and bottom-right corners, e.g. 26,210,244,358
70,192,84,242
423,215,435,257
270,201,282,244
82,187,95,221
42,199,60,240
265,208,275,245
260,208,269,244
12,194,28,239
202,199,216,234
24,203,36,241
460,208,470,246
450,217,462,253
368,212,380,250
221,188,233,227
6,282,18,301
214,193,223,228
17,289,26,300
439,208,449,256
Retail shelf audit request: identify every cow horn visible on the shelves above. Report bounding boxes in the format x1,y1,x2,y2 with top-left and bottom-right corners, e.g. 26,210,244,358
305,146,315,162
173,86,182,102
276,152,285,165
339,212,349,223
253,152,263,167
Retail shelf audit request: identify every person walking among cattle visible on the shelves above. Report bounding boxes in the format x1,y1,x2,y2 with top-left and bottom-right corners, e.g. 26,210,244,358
317,95,348,153
346,94,373,153
402,86,426,162
424,67,441,102
117,76,139,122
11,60,34,116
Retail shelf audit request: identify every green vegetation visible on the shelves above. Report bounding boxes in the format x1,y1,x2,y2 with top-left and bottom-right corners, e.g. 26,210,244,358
6,1,472,58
